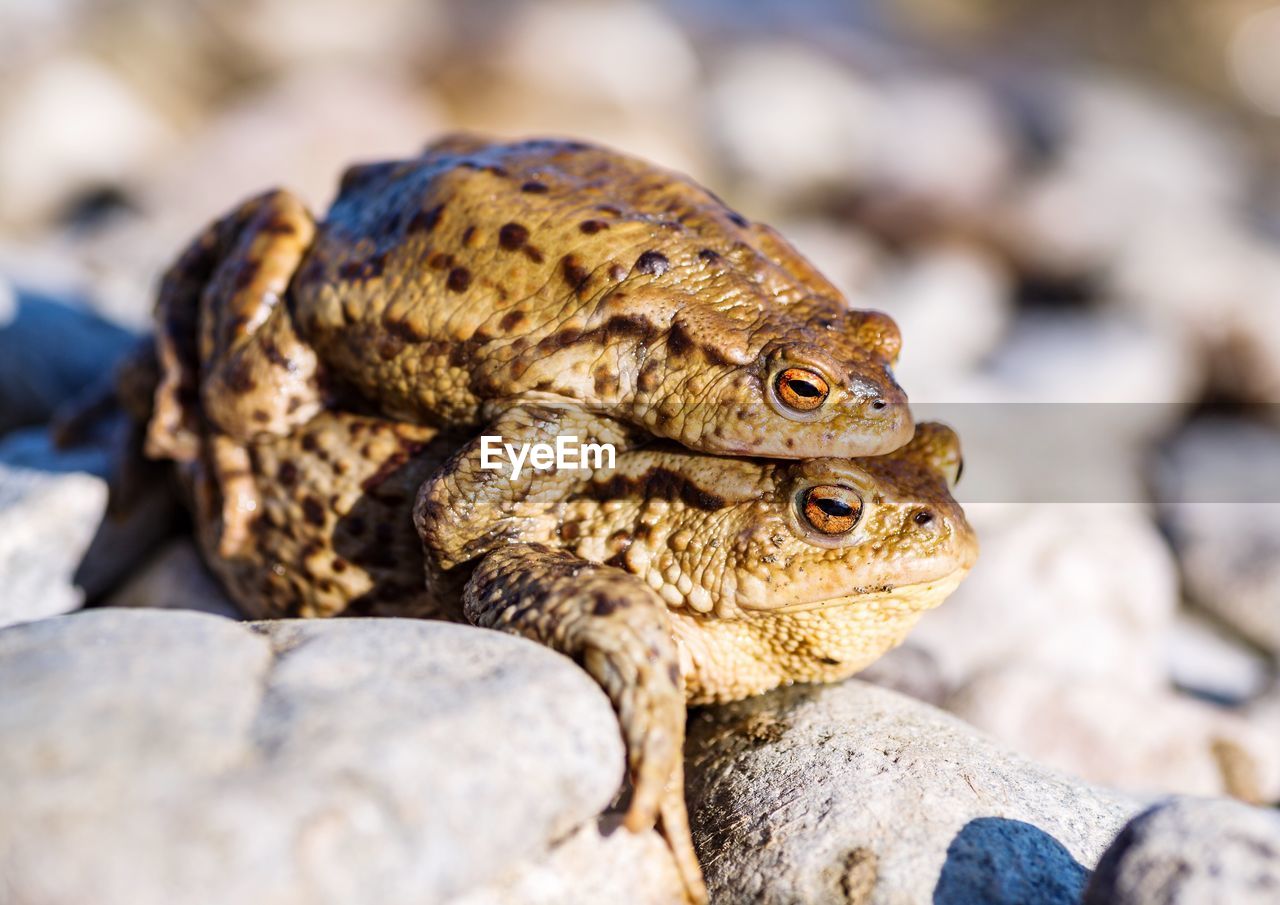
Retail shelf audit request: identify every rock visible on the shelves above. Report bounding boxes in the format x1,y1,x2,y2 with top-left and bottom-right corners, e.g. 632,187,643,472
105,538,242,619
81,68,442,328
0,54,174,228
0,611,634,905
1166,610,1273,705
866,75,1017,215
452,821,683,905
1156,418,1280,657
0,459,106,628
487,0,698,111
1004,76,1244,275
707,42,881,204
908,503,1178,691
442,1,709,189
0,288,136,434
865,241,1011,392
686,679,1139,904
771,218,886,301
946,666,1280,804
1109,213,1280,402
1081,798,1280,905
853,642,950,705
0,426,180,598
198,0,446,77
919,313,1201,505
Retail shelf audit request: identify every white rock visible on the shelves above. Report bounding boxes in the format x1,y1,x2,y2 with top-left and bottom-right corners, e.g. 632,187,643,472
707,43,881,200
1081,798,1280,905
1156,418,1280,657
930,312,1201,504
0,461,106,628
687,679,1139,904
865,241,1011,390
0,426,179,598
0,55,174,228
853,641,950,705
909,503,1178,691
452,821,683,905
106,539,242,619
947,666,1280,803
771,218,886,301
1110,214,1280,401
0,612,630,905
868,76,1017,213
199,0,446,76
1005,76,1245,274
1166,609,1273,705
85,69,441,328
489,0,698,110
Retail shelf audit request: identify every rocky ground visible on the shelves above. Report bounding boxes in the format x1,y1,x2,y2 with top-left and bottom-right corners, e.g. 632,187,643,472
4,1,1280,903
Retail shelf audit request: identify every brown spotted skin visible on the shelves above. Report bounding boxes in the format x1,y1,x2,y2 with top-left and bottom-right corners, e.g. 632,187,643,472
183,409,974,905
291,135,912,458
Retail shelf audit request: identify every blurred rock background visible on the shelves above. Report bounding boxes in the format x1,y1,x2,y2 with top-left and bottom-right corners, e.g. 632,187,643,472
2,0,1279,901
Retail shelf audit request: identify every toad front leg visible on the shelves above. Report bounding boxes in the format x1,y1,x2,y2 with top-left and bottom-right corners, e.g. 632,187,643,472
464,543,707,905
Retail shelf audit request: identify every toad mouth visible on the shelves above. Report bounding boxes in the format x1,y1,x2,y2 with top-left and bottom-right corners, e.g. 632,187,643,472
743,570,969,615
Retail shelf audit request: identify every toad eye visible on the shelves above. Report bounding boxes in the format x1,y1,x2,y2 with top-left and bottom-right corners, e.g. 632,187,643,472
775,368,830,412
800,485,862,535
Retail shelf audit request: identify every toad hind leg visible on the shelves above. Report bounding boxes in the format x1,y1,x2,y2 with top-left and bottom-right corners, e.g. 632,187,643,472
149,189,321,463
463,543,707,905
148,190,322,556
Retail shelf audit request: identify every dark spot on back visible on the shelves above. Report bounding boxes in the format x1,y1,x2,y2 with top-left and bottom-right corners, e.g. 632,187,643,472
603,314,656,343
728,211,749,228
301,496,325,526
522,245,545,265
446,267,472,292
462,225,476,243
277,461,299,486
698,248,720,262
593,364,618,395
635,250,669,277
499,222,529,250
579,219,608,234
407,203,445,234
667,321,693,357
521,180,549,193
427,251,455,270
561,254,590,294
499,310,526,331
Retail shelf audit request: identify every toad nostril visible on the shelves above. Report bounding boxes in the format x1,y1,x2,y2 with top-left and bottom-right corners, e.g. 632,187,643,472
913,510,934,526
870,399,887,412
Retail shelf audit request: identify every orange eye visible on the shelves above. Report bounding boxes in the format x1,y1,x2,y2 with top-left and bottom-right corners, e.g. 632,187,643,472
775,368,830,412
801,486,862,535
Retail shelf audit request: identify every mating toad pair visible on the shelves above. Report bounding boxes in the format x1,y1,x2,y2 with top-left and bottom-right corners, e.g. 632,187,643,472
124,136,978,902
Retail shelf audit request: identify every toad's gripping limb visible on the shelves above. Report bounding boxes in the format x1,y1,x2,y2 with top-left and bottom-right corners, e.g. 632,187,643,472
148,190,322,556
463,543,707,905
